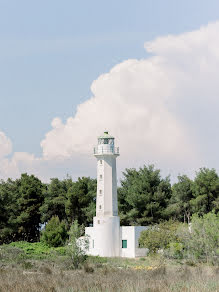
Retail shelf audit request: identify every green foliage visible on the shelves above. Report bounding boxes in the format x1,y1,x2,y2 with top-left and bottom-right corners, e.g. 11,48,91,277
0,174,45,243
164,242,184,259
41,216,68,247
66,220,88,269
118,165,171,225
0,174,96,244
10,241,51,255
4,241,67,260
177,212,219,264
167,168,219,223
65,177,96,226
191,168,219,215
167,175,194,223
0,166,218,246
16,174,45,241
139,220,181,253
0,178,20,244
40,176,73,224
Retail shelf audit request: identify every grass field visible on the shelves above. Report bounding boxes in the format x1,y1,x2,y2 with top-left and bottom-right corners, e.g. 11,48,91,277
0,242,219,292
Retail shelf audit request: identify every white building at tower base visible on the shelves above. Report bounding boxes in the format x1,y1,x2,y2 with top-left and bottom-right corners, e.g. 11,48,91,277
84,132,148,258
86,225,148,258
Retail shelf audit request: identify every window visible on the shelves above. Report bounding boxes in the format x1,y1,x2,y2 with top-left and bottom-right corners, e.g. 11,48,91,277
100,160,102,165
122,240,127,248
98,220,100,224
109,139,114,145
99,190,102,195
92,240,94,248
99,205,101,209
100,174,102,180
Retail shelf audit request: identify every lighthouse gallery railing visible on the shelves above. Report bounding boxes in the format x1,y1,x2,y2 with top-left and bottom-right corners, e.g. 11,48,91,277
93,147,119,155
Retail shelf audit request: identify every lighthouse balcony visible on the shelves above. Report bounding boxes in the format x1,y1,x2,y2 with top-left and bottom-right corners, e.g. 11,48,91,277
93,146,119,155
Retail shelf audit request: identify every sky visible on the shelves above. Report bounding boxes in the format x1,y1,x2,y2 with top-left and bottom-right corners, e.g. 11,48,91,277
0,0,219,182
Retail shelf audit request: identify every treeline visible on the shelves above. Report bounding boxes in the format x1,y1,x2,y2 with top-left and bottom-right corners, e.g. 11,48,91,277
0,165,218,244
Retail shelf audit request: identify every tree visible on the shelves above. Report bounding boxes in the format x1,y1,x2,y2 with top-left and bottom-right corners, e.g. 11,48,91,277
118,165,171,225
65,177,96,226
167,175,194,223
191,168,219,215
15,173,45,241
40,177,72,224
0,178,20,243
41,216,68,247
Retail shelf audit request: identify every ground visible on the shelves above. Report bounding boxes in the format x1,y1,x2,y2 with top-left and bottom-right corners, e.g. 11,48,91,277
0,242,218,292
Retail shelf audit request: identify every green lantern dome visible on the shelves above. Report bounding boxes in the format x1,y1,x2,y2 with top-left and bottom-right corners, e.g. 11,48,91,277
98,131,114,139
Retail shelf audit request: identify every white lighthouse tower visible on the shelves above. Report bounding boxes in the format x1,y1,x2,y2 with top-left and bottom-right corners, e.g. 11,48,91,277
85,132,148,258
91,131,120,257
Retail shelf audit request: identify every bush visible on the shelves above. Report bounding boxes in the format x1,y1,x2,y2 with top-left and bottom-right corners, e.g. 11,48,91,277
66,220,89,269
10,241,50,255
139,220,181,253
164,242,184,259
177,212,219,264
41,216,68,247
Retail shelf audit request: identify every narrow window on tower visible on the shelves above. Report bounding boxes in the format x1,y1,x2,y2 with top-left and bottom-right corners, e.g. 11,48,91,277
99,190,102,195
99,205,101,209
100,160,102,165
100,174,102,180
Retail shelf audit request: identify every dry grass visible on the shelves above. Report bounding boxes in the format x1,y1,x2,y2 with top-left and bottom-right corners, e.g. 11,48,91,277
0,244,218,291
0,264,219,292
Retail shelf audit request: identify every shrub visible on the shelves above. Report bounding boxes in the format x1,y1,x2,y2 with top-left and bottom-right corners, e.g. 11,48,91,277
10,241,50,256
66,220,89,269
41,216,68,247
139,220,181,253
164,242,184,259
177,212,219,264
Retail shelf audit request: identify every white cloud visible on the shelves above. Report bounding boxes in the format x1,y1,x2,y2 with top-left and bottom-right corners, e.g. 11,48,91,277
0,131,12,159
0,21,219,181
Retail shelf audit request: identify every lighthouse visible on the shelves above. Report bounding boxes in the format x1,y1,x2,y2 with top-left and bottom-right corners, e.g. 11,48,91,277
85,132,148,258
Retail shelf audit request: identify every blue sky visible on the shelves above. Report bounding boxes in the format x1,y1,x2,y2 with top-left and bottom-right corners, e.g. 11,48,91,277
0,0,219,181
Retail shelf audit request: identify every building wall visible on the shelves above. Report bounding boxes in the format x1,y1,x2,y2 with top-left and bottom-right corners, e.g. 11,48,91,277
96,155,118,217
86,225,148,258
120,226,135,257
120,226,148,258
96,157,104,216
85,226,98,256
86,216,120,257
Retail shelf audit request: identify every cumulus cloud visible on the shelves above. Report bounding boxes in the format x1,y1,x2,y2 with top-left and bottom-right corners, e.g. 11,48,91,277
41,58,196,170
0,21,219,181
0,131,12,159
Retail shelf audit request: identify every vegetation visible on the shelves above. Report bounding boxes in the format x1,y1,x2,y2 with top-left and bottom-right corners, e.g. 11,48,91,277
0,242,218,291
118,165,172,225
0,163,218,291
0,174,45,243
167,168,219,222
40,216,68,247
177,212,219,264
0,174,96,244
139,220,181,253
0,165,218,270
0,166,218,245
139,212,219,265
66,220,88,269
